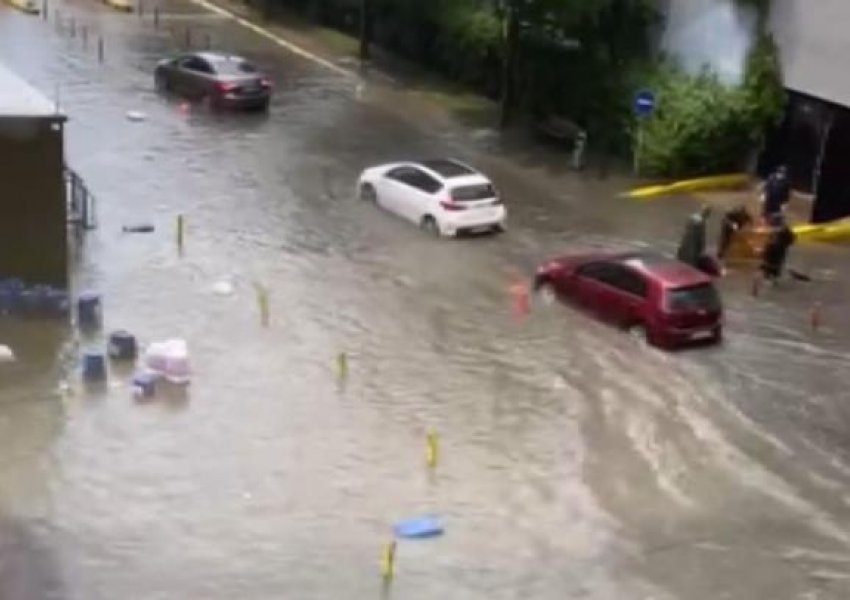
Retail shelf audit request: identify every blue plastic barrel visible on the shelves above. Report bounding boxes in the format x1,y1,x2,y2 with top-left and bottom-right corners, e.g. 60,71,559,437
131,371,157,398
77,292,102,328
82,352,107,382
108,330,137,360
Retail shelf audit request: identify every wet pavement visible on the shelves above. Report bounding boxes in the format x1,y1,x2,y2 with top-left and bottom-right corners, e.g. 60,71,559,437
1,1,850,598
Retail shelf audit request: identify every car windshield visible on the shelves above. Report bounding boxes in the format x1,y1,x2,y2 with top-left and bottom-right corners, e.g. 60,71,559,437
451,183,496,202
212,59,258,75
665,283,721,312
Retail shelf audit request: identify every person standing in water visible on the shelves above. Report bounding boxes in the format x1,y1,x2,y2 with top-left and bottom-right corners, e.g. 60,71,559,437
760,213,796,283
717,205,753,263
676,205,718,275
761,165,791,220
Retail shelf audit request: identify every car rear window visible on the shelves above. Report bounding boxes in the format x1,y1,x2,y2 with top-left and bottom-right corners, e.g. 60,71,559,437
212,59,258,75
450,184,496,202
665,284,721,312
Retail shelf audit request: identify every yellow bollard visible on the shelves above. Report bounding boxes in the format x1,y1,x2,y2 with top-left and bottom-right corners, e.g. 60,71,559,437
176,214,184,255
255,284,270,328
425,429,438,469
380,540,396,581
336,351,348,381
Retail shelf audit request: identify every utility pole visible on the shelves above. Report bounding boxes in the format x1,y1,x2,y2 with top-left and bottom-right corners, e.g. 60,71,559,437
359,0,371,61
499,0,520,128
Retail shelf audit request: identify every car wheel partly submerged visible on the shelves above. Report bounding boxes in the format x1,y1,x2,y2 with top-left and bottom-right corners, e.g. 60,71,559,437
360,183,377,203
421,215,440,237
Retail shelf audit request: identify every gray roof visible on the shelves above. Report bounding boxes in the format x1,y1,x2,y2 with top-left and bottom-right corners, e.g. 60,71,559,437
0,61,64,119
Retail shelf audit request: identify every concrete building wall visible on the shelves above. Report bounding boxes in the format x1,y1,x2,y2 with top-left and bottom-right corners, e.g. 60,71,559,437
771,0,850,108
0,118,67,286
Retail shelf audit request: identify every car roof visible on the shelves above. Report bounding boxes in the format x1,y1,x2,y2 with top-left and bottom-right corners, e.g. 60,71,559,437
416,159,478,180
192,51,250,64
617,252,712,288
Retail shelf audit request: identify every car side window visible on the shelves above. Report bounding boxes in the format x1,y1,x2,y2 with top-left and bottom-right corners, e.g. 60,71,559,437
577,262,612,283
181,56,213,73
611,266,648,298
386,167,443,194
578,263,647,297
408,169,442,194
386,166,415,183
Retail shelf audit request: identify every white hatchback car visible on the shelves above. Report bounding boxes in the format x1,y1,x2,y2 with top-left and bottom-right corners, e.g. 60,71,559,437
357,159,507,236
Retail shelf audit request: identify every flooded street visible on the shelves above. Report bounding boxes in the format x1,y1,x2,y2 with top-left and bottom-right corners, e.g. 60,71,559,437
2,1,850,598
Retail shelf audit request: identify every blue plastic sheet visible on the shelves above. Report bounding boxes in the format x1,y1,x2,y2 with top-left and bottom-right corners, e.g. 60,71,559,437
394,515,444,539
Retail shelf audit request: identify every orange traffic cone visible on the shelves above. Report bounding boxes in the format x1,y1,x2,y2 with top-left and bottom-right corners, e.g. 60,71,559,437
510,280,529,318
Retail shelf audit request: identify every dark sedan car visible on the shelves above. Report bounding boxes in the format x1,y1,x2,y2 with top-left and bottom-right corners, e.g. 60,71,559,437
533,251,723,348
154,51,272,111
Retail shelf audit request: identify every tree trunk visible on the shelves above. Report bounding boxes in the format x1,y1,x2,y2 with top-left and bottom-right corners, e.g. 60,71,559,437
359,0,371,61
499,2,519,129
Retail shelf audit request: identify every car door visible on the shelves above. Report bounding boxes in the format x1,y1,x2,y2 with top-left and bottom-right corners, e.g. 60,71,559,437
175,55,214,99
402,168,442,223
573,262,614,315
379,166,415,216
604,265,648,326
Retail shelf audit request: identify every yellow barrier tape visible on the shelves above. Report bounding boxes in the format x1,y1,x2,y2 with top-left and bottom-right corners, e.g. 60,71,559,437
626,174,750,200
103,0,132,12
793,219,850,243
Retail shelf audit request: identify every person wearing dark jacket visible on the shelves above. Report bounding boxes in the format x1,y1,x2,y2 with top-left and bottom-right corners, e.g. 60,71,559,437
761,165,791,219
677,205,715,274
760,214,796,282
717,205,753,262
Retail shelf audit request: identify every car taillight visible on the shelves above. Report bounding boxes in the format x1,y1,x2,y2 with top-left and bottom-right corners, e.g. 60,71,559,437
440,200,466,211
216,81,238,93
261,78,272,88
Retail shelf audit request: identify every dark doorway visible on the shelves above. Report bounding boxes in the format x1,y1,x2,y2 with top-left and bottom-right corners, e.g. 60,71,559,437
812,107,850,223
759,92,829,193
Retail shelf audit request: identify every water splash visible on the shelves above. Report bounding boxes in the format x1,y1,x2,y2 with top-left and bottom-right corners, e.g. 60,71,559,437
662,0,757,84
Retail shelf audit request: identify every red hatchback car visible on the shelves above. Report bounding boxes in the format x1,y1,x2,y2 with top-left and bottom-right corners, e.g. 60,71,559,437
533,251,723,348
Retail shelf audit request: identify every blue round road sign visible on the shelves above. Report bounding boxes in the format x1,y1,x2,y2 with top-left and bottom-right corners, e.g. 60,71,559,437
634,90,656,117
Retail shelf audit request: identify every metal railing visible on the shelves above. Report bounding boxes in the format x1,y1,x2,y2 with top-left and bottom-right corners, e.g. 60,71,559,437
65,167,97,230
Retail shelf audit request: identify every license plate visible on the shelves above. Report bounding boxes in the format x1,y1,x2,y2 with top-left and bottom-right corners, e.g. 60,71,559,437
690,330,714,341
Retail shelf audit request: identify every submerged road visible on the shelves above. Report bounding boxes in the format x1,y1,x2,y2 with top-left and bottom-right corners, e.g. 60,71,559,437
1,1,850,598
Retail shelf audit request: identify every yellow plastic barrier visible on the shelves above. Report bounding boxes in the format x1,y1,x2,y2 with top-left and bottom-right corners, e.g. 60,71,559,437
626,173,750,200
793,218,850,243
103,0,132,12
6,0,39,14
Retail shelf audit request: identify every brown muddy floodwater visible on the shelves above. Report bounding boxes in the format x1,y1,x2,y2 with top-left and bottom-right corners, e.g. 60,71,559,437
1,1,850,598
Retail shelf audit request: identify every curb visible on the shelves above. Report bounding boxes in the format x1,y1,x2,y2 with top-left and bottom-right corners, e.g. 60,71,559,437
187,0,354,78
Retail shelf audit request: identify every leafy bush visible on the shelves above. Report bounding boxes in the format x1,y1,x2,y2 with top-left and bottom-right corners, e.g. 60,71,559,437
637,33,784,177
